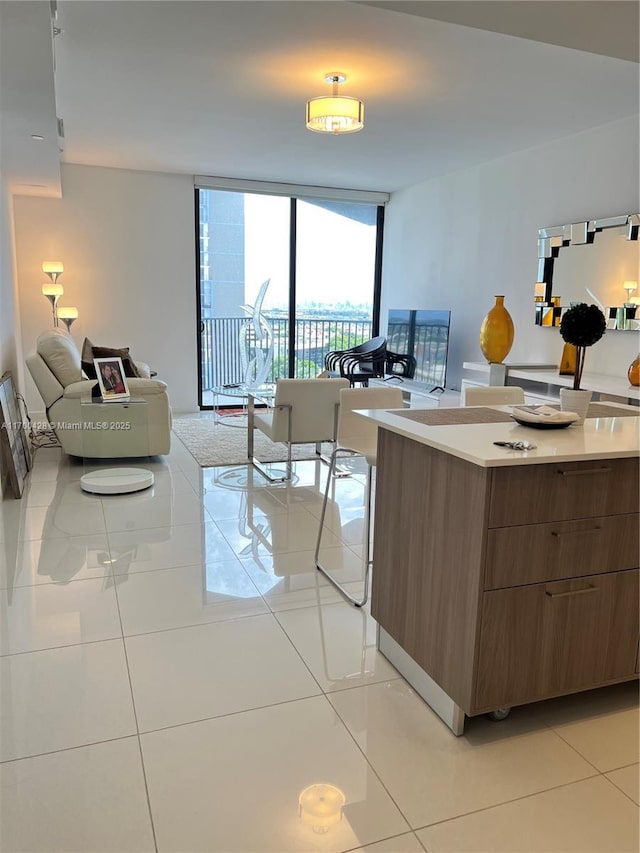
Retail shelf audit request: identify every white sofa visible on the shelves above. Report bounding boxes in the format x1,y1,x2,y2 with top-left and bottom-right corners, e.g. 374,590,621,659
26,330,172,457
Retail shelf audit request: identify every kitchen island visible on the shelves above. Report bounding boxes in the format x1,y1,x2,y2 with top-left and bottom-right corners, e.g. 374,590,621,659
357,406,639,734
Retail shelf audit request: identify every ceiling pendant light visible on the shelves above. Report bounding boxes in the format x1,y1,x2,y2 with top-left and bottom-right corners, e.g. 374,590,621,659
306,73,364,134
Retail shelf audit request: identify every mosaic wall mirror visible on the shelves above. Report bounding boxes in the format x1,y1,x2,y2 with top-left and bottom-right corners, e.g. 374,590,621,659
535,213,640,330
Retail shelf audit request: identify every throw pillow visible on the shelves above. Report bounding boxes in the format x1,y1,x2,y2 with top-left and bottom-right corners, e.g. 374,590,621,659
81,337,140,379
133,361,152,379
81,337,97,378
120,356,140,378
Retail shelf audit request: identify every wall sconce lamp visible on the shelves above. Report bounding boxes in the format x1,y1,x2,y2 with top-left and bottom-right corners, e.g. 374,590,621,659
298,784,345,834
306,73,364,134
623,280,637,304
42,282,64,326
57,306,79,332
42,260,64,284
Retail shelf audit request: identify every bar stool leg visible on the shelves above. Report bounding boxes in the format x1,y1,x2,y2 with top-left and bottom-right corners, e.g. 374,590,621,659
315,448,372,608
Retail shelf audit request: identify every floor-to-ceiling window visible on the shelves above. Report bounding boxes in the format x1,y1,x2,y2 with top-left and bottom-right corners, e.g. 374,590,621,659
294,198,380,382
196,183,385,408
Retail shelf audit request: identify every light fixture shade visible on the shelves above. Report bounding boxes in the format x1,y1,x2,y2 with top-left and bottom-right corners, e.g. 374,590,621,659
57,306,78,332
57,306,78,320
306,96,364,134
42,283,64,299
42,260,64,283
623,280,638,292
298,784,345,833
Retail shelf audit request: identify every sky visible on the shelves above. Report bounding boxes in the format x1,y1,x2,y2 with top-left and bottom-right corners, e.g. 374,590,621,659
244,195,376,313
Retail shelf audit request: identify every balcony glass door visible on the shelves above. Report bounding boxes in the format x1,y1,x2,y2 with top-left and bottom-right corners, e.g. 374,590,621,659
294,199,378,378
197,188,382,408
198,190,289,406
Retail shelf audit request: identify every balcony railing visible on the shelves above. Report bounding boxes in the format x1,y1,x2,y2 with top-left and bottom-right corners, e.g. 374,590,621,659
388,321,450,387
201,316,373,391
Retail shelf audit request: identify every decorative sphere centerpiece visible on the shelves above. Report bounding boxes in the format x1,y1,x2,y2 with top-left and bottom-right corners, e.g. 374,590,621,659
479,295,514,363
559,303,606,390
558,302,607,424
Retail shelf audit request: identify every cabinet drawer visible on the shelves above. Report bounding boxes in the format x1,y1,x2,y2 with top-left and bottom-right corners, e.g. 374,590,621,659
475,569,639,711
489,458,639,527
485,514,640,589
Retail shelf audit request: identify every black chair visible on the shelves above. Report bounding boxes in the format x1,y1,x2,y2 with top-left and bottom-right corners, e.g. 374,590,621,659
385,350,416,379
324,336,387,386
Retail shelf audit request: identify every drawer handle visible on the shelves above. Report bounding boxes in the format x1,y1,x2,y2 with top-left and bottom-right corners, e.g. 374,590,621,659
545,584,597,599
556,467,611,477
551,525,602,537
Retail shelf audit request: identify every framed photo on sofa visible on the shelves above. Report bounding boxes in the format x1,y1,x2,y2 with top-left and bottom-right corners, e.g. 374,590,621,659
94,357,130,400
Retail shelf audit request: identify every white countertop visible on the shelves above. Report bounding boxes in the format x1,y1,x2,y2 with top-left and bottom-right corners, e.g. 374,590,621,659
356,406,640,467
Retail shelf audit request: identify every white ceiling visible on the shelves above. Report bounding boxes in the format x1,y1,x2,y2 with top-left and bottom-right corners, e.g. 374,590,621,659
2,1,638,197
359,1,640,62
0,2,60,197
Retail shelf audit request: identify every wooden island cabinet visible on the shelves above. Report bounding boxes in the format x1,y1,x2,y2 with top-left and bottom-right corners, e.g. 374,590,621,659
357,406,640,734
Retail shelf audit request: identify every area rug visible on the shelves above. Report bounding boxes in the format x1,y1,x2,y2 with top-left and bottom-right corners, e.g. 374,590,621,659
172,415,324,467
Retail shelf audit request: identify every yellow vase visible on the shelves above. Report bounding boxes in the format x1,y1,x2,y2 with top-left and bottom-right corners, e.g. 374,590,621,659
479,296,514,364
628,354,640,387
559,343,577,376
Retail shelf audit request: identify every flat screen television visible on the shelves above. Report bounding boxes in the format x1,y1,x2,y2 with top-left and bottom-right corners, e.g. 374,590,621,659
386,309,451,388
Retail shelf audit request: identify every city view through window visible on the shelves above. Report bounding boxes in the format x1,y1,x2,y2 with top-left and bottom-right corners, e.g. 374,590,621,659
198,189,380,403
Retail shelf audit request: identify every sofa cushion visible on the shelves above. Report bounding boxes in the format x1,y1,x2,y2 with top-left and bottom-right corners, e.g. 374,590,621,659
123,378,167,395
81,337,139,379
37,330,82,387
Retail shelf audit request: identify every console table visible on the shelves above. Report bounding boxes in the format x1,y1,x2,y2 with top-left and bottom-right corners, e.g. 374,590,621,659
463,361,640,405
368,377,461,408
356,405,639,734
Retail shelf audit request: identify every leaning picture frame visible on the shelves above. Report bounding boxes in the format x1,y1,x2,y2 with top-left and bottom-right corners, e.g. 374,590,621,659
93,356,130,401
0,371,31,498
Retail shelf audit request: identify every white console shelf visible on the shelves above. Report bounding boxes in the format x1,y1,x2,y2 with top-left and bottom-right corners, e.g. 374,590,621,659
369,377,461,408
463,362,640,404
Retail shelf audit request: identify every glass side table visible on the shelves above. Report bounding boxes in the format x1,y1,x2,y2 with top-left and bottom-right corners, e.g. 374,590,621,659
211,384,276,426
79,395,154,494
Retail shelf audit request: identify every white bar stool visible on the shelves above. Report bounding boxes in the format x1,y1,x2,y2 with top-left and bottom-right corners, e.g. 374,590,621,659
314,386,403,607
462,385,525,406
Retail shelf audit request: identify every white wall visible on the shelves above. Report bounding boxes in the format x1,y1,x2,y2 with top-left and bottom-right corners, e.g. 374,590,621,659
13,164,197,413
0,174,23,385
382,116,640,389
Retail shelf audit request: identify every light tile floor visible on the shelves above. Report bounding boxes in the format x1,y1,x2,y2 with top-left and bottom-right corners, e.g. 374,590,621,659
0,435,638,852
